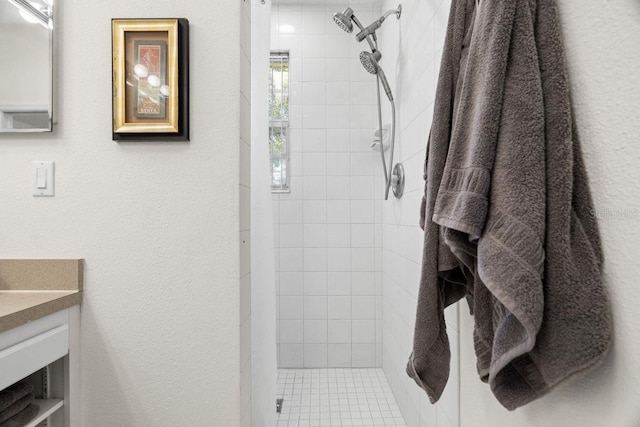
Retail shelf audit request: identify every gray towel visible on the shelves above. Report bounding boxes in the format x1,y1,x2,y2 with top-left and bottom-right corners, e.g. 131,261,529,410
0,404,39,427
407,0,611,410
0,394,34,424
0,383,33,413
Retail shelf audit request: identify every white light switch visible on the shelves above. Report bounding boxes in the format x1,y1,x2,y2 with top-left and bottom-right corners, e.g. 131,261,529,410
36,168,47,188
32,161,54,196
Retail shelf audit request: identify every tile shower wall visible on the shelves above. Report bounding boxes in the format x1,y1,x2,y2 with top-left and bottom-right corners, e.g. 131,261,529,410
271,3,384,369
378,0,461,426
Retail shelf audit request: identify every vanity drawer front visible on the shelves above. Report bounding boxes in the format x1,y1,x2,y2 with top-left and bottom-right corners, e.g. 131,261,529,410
0,310,69,390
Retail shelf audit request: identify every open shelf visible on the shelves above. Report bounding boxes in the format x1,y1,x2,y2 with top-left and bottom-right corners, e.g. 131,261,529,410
25,399,64,427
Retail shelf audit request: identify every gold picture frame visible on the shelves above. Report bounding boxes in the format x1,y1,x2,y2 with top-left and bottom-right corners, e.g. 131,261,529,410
112,18,189,141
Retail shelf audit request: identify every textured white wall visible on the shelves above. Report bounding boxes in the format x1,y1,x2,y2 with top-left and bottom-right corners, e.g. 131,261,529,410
378,0,460,426
459,1,640,426
0,1,244,426
240,0,253,426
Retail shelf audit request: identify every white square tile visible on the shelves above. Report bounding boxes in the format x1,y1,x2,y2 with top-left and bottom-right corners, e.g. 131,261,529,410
351,200,375,223
328,272,351,295
328,344,351,367
326,176,351,199
328,320,352,343
326,153,351,176
290,80,303,106
351,224,375,248
278,9,302,33
326,105,350,129
304,272,328,295
326,58,350,82
302,10,326,34
289,57,303,83
328,296,351,319
303,58,326,81
352,296,376,319
351,344,376,367
304,296,327,319
351,153,375,176
349,82,375,105
280,296,303,319
289,129,303,153
303,176,326,199
280,200,303,223
302,35,326,58
326,129,350,152
324,34,350,58
327,248,351,271
327,200,351,223
280,248,304,272
280,272,304,295
280,320,304,343
279,34,302,53
350,176,375,199
302,82,326,105
302,129,326,152
304,105,327,129
304,344,328,368
304,224,327,247
327,224,350,248
280,224,303,248
303,200,327,223
304,248,327,271
352,320,375,343
289,153,303,177
349,105,374,129
302,153,327,176
304,319,328,343
326,82,350,105
352,272,375,295
279,344,303,368
351,248,375,271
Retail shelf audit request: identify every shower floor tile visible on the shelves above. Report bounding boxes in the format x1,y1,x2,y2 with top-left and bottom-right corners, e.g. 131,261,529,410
277,368,406,427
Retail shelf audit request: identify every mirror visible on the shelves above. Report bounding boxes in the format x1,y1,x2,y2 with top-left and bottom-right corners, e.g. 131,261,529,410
0,0,53,132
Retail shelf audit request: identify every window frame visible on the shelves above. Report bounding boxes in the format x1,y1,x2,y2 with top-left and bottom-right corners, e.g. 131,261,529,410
269,51,290,193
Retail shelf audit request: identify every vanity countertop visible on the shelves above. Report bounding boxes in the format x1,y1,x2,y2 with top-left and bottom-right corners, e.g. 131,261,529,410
0,259,83,334
0,290,82,334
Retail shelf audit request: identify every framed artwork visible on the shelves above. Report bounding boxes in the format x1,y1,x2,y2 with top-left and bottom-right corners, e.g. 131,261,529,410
111,18,189,141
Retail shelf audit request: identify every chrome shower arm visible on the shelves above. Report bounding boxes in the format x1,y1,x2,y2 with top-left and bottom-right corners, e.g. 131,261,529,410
382,4,402,21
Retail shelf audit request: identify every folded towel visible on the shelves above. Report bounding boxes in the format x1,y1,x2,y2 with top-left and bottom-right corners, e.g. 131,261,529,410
0,383,33,413
0,404,39,427
0,393,34,424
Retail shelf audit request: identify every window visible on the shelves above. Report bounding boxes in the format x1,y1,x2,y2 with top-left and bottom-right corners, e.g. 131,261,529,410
269,51,290,192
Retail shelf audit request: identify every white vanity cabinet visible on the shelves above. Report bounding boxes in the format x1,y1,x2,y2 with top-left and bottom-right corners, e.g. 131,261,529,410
0,306,80,427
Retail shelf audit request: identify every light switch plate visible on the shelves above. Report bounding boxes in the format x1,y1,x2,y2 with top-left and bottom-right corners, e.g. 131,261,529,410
32,161,54,196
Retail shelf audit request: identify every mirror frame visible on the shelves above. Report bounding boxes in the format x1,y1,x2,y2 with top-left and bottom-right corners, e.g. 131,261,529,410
0,0,54,133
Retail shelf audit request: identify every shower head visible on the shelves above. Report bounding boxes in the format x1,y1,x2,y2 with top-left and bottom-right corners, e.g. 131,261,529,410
332,7,354,33
359,50,381,75
355,4,402,42
360,50,394,101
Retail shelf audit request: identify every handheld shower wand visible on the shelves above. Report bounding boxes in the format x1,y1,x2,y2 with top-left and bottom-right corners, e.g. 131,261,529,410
359,51,393,102
332,4,403,200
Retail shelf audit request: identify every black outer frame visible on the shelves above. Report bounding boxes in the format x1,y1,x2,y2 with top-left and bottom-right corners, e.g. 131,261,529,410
112,18,189,142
